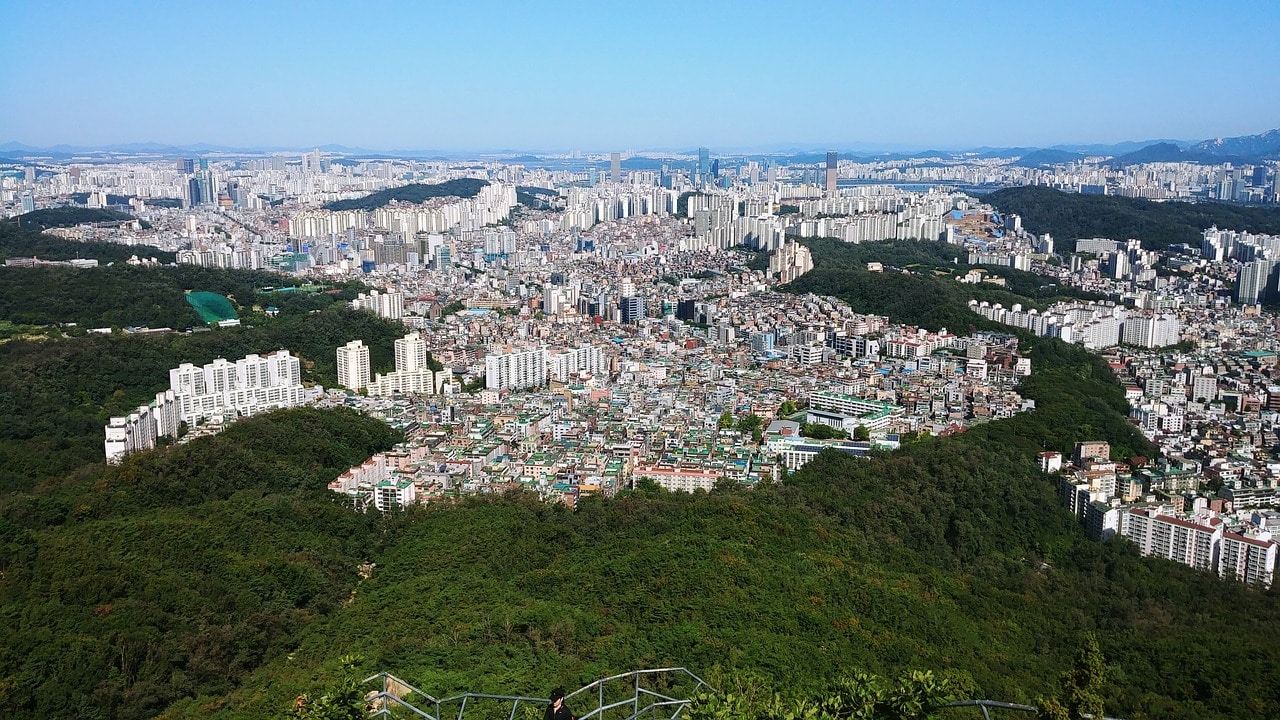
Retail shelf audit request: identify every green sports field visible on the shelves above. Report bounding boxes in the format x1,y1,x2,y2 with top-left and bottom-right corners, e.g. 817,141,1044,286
185,291,238,323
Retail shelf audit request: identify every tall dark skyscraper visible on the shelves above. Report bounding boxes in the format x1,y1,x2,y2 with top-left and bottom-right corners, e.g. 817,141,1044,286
179,158,195,174
697,147,710,189
826,151,838,197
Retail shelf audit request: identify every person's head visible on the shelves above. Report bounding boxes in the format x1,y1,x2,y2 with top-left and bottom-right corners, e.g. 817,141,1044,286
550,688,565,708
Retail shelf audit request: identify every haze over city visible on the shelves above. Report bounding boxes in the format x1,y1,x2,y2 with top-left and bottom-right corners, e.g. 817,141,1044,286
3,0,1280,152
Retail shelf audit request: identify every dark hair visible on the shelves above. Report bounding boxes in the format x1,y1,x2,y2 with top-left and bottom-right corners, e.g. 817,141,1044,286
550,688,566,702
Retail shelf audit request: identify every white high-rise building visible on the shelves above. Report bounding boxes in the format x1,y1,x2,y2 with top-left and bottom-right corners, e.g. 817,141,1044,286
485,347,547,391
1121,508,1222,572
352,289,404,319
1219,532,1277,587
337,340,371,391
169,351,310,425
395,332,430,372
548,345,608,382
1122,313,1182,348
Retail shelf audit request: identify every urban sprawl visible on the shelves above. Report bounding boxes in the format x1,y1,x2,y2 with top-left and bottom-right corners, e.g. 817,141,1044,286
5,147,1280,587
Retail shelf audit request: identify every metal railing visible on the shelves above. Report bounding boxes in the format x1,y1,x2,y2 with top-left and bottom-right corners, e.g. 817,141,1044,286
362,670,1129,720
943,699,1126,720
363,667,711,720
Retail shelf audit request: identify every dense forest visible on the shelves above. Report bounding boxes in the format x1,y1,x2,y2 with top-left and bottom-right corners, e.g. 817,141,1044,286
5,207,144,230
322,179,489,211
0,408,404,720
0,223,369,329
2,233,1279,720
0,222,174,264
785,238,1117,331
983,186,1280,251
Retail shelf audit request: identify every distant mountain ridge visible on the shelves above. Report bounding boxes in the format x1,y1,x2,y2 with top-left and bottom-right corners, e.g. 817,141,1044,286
2,127,1278,163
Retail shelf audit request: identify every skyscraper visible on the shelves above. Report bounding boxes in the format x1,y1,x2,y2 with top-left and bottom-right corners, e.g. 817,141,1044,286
620,296,646,324
610,152,621,183
826,151,838,197
697,147,710,189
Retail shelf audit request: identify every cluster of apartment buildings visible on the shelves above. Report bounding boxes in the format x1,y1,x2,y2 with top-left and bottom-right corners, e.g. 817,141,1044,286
970,299,1183,349
104,350,318,463
1050,441,1278,586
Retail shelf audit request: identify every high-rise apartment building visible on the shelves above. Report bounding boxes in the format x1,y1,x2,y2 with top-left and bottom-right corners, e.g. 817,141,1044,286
394,332,430,372
485,347,547,391
1236,259,1277,304
1219,532,1277,587
1121,508,1222,572
351,289,404,319
337,340,371,391
168,351,308,425
610,152,621,183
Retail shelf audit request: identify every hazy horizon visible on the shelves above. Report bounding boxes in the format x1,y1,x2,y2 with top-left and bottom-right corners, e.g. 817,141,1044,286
2,1,1279,152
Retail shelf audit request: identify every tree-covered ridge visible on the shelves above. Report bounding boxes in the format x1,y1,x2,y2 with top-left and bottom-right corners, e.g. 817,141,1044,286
0,220,173,263
0,224,370,329
322,178,490,211
0,305,406,490
0,408,403,720
983,186,1280,251
5,206,143,230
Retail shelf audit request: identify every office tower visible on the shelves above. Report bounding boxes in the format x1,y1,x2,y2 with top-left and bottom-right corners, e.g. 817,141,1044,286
676,299,697,322
20,192,34,213
610,152,621,183
826,151,838,197
23,166,35,183
179,158,195,174
1253,166,1269,187
187,177,202,207
697,147,710,188
619,296,646,324
336,340,371,391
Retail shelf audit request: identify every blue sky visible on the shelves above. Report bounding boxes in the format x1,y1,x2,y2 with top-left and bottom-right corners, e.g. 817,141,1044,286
2,0,1278,152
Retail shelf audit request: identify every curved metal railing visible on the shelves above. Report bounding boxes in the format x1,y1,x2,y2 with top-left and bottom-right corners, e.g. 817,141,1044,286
362,669,1128,720
363,667,711,720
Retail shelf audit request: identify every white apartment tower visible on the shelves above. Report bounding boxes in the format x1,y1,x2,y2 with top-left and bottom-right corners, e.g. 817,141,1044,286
485,347,548,391
1219,532,1277,587
395,332,430,372
337,340,371,391
169,351,308,425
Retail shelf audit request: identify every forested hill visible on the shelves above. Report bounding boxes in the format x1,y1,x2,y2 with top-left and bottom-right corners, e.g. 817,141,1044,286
5,206,144,231
0,221,173,264
322,178,489,211
3,237,1280,720
983,186,1280,251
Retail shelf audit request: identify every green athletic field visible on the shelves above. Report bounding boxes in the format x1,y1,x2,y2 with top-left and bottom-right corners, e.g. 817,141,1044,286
185,291,238,323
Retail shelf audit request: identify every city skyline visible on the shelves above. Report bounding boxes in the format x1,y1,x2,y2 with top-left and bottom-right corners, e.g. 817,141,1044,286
3,1,1279,152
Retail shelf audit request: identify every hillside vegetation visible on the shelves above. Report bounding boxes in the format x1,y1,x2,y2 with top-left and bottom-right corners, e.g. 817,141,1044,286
1,237,1278,720
5,207,144,231
0,408,403,720
322,179,489,211
983,186,1280,250
0,221,173,263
